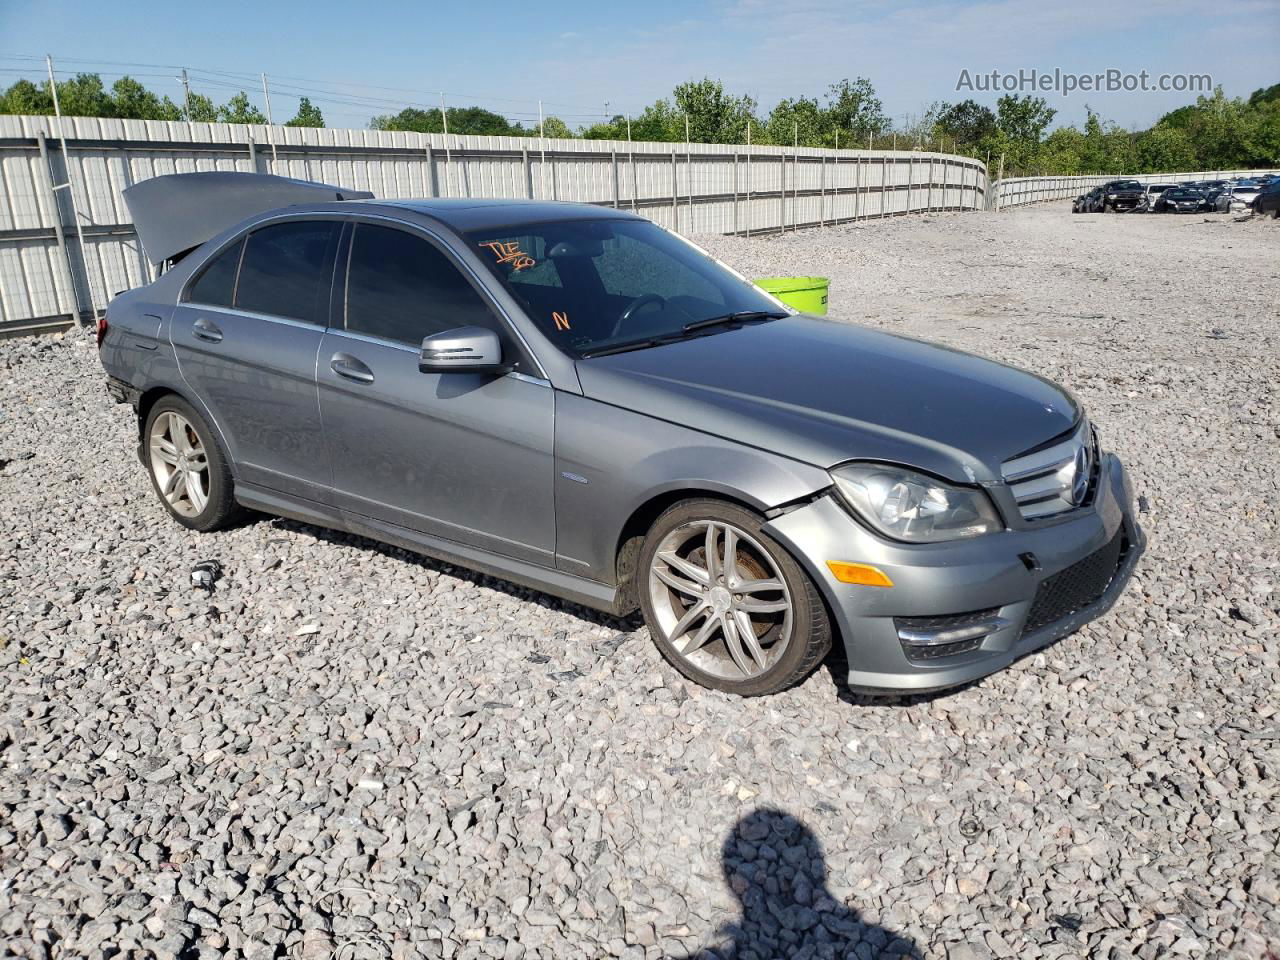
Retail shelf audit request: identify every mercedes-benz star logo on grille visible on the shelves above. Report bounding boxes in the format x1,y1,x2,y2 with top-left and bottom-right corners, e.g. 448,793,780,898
1071,443,1092,506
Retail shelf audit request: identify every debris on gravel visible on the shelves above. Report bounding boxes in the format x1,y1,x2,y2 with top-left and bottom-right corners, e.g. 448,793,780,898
1,203,1276,959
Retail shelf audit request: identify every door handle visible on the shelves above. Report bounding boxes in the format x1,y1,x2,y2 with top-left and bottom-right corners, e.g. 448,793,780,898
330,353,374,384
192,317,223,343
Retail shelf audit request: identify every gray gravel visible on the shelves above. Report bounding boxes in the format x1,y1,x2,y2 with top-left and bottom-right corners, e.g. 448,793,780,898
2,203,1277,959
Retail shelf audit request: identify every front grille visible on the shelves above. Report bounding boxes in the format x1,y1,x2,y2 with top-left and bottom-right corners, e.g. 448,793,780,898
1002,420,1097,521
1024,531,1125,633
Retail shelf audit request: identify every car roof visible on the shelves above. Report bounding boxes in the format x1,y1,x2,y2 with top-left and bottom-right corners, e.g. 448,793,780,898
359,197,644,232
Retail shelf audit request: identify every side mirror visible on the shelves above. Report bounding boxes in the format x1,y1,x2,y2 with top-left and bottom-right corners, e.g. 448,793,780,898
419,326,505,374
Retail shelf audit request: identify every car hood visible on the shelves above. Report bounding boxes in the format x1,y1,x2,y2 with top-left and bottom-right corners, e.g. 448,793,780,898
574,316,1079,484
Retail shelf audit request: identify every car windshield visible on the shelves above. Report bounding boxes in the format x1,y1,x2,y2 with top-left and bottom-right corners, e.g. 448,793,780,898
1111,180,1142,190
1148,185,1173,192
466,218,787,358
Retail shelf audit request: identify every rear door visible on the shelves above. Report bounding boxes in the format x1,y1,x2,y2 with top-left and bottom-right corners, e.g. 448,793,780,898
317,220,555,565
172,217,341,501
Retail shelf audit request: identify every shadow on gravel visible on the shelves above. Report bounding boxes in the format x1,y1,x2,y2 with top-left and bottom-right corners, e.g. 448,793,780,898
821,653,986,707
677,808,921,959
255,515,642,631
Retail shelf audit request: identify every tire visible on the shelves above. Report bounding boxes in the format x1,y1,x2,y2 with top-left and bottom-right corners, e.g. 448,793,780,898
143,395,239,531
637,499,831,696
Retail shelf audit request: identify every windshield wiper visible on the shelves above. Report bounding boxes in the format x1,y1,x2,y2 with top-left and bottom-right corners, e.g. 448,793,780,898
580,311,788,359
682,310,788,333
580,336,680,359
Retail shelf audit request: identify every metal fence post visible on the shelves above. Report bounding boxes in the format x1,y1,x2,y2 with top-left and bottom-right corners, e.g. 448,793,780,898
45,55,100,326
427,140,440,198
36,131,82,324
732,149,739,236
611,149,619,208
671,146,679,231
745,122,752,238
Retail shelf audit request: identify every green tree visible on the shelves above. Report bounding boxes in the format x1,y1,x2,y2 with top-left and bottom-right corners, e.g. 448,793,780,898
186,92,219,122
672,78,757,143
823,78,889,142
218,92,267,125
1134,124,1197,172
0,78,53,114
370,105,522,136
538,115,572,139
935,99,996,148
285,96,324,128
765,96,824,147
110,77,183,121
55,73,114,117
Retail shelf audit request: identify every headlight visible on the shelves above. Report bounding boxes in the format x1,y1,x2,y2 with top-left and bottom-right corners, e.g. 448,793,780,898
1107,193,1117,199
830,464,1003,543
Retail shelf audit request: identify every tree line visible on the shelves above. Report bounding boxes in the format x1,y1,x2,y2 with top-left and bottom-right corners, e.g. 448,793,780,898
2,72,1276,175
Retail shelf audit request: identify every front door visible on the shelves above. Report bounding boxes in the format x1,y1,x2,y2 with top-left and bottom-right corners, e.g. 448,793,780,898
317,221,555,566
171,219,341,501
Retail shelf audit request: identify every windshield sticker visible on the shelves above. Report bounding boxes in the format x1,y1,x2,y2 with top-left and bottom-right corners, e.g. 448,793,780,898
553,311,571,331
479,240,536,271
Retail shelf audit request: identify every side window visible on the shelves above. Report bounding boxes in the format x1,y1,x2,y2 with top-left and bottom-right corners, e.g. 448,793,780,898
234,220,340,324
345,223,497,345
185,239,243,307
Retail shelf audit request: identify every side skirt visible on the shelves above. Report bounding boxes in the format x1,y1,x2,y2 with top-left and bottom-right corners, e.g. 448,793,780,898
234,482,625,617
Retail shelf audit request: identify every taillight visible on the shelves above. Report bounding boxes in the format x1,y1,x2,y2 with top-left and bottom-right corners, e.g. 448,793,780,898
96,313,108,348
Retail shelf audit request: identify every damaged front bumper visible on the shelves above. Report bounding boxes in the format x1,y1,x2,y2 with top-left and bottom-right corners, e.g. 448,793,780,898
764,453,1144,693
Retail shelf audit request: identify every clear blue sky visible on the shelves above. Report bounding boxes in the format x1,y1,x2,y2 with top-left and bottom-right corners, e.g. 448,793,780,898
2,0,1276,131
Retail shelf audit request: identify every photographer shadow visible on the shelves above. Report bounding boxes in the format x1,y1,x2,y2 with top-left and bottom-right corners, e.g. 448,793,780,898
679,808,921,959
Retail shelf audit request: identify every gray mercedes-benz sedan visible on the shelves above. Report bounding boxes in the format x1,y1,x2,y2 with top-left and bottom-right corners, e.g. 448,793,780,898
100,172,1143,697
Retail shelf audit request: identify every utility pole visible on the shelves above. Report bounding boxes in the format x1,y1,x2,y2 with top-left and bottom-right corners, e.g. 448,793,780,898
180,68,191,122
260,73,277,167
538,99,548,200
440,92,452,197
45,54,99,325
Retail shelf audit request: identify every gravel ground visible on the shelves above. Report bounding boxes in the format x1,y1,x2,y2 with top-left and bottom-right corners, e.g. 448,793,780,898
1,203,1277,960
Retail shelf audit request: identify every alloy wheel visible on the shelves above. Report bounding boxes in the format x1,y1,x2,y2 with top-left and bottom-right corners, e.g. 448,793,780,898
148,410,210,518
647,519,794,681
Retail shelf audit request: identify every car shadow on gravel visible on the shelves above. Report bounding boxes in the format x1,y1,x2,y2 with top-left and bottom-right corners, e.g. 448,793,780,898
253,515,643,632
675,808,921,959
821,653,986,707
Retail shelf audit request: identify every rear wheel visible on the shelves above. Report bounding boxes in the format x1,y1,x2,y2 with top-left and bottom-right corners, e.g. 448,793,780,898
638,499,831,696
144,396,239,531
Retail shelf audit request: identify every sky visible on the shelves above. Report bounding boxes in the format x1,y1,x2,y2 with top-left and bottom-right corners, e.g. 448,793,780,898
1,0,1277,132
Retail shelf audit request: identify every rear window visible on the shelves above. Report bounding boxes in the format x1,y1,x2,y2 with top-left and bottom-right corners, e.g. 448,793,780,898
186,239,243,307
234,220,340,324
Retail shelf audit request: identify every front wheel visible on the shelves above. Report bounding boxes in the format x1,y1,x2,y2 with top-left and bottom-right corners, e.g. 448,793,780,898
638,499,831,696
144,396,239,531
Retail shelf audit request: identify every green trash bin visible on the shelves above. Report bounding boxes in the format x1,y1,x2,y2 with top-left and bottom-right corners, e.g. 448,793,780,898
754,276,829,315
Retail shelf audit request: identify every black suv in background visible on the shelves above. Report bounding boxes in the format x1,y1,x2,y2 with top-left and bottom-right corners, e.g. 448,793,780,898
1254,180,1280,218
1095,180,1145,212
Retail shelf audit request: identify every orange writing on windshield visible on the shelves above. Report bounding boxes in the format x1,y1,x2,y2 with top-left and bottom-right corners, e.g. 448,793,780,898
479,240,535,271
553,311,571,331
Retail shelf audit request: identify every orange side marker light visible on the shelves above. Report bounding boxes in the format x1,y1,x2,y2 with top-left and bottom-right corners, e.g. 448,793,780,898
827,561,894,587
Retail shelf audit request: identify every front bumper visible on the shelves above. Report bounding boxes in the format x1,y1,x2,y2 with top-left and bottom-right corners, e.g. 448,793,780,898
764,453,1144,692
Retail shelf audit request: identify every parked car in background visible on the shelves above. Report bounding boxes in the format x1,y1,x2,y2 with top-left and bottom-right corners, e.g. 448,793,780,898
1216,184,1262,213
1082,186,1107,212
1096,180,1145,212
1071,193,1090,213
99,172,1143,697
1254,180,1280,217
1139,184,1177,212
1154,188,1206,213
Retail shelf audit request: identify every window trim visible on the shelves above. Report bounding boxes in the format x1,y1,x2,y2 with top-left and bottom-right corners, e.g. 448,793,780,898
338,214,545,379
232,217,342,327
181,236,246,308
180,213,343,324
